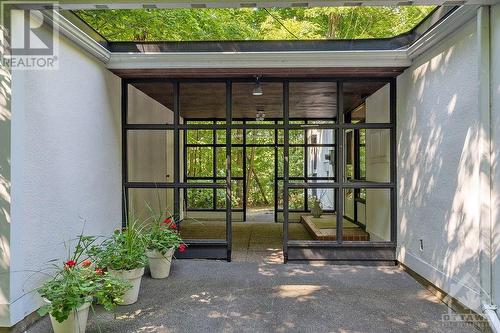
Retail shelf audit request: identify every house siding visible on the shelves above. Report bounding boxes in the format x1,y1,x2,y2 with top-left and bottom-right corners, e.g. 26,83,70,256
396,17,486,312
5,11,122,326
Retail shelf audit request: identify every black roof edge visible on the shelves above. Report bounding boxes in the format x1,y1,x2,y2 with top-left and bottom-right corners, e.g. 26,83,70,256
61,5,456,53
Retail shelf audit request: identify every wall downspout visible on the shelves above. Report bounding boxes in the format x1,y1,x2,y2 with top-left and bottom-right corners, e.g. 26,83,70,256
477,6,500,333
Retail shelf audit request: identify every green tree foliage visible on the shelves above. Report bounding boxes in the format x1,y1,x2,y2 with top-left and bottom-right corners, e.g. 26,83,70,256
77,6,434,41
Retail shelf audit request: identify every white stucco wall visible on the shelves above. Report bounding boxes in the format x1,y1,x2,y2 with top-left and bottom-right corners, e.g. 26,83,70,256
490,3,500,314
396,18,483,311
2,11,122,326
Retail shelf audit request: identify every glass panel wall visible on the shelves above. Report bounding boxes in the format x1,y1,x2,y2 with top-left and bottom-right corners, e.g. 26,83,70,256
124,78,396,261
343,188,390,242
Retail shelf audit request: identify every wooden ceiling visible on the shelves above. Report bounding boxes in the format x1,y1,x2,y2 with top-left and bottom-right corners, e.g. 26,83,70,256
131,80,386,119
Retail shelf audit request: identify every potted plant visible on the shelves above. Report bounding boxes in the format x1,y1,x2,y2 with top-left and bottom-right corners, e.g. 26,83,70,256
89,221,147,305
37,236,130,333
143,215,186,279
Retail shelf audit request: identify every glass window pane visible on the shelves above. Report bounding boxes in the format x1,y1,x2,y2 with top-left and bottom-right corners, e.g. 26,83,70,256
180,189,226,241
127,130,173,182
128,83,174,124
216,180,244,209
216,147,244,178
307,129,334,144
186,188,213,209
186,147,213,177
344,129,390,183
287,187,336,241
187,129,213,144
344,82,390,123
128,188,174,223
307,146,335,180
290,147,304,178
343,188,390,242
246,126,275,144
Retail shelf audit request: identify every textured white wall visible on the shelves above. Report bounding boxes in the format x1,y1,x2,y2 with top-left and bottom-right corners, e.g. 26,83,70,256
127,86,175,220
0,22,12,329
366,84,391,241
490,3,500,313
5,13,122,326
397,19,482,311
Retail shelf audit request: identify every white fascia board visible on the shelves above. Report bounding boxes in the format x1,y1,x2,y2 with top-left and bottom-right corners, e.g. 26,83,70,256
44,10,111,63
407,5,479,60
52,5,480,70
106,50,411,69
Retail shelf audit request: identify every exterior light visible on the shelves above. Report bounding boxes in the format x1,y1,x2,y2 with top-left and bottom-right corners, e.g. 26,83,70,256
253,76,263,96
256,109,265,121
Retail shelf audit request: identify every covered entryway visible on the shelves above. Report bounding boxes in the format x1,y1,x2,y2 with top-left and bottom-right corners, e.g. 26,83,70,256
123,72,396,263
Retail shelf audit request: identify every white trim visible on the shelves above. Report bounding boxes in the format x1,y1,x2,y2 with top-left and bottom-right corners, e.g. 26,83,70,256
47,5,480,70
106,50,411,69
43,10,111,63
407,5,479,60
397,248,482,312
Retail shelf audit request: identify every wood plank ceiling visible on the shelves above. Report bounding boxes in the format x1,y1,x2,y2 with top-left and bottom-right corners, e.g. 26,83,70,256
131,80,386,119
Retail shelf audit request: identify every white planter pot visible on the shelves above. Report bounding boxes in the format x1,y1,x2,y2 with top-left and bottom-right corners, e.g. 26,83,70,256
146,248,175,279
107,267,144,305
49,302,90,333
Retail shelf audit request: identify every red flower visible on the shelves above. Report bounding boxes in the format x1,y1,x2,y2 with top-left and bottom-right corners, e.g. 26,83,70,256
162,218,172,225
179,244,186,253
64,260,76,268
169,223,177,230
81,260,92,267
95,268,104,275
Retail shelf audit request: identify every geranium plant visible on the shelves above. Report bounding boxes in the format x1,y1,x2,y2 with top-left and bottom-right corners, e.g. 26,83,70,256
143,215,186,255
89,221,147,271
37,236,130,323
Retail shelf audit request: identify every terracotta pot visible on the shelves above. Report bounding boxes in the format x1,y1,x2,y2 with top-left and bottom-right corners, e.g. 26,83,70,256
146,248,175,279
49,302,90,333
107,267,144,305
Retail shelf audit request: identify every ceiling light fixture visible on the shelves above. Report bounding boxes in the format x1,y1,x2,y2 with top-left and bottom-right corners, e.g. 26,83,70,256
253,76,263,96
256,109,266,121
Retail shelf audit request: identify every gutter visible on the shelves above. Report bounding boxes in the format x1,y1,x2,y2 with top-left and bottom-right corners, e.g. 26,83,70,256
477,5,500,333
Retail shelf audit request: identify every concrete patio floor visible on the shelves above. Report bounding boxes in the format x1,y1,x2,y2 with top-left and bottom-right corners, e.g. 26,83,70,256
27,260,478,333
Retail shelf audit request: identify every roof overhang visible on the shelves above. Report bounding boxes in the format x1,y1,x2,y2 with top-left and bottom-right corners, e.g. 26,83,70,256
36,4,480,77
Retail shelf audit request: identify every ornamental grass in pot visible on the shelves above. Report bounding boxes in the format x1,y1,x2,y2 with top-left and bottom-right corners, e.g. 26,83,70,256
89,221,147,305
143,214,186,279
37,236,130,333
